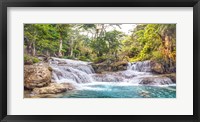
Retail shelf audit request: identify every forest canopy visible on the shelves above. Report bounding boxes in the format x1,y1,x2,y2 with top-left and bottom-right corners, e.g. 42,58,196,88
24,24,176,71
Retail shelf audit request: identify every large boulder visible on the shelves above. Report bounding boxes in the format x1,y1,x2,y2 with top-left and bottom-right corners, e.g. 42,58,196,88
24,63,52,89
150,61,165,74
150,60,176,74
32,83,74,94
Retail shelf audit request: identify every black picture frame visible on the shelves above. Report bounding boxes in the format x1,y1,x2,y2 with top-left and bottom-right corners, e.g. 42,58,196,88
0,0,199,122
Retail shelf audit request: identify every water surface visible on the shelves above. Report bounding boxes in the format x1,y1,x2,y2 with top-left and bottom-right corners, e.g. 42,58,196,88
61,83,176,98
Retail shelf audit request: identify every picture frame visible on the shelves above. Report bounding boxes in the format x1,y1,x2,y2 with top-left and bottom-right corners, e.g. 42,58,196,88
0,0,199,122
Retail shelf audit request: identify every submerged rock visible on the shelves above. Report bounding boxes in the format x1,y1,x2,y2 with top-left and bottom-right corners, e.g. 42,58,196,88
139,90,150,98
32,83,74,94
24,63,52,89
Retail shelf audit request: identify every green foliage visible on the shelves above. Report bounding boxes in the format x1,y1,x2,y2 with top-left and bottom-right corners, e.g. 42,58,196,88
90,37,109,57
93,56,107,63
24,54,40,64
24,54,30,63
124,24,176,64
62,56,74,59
152,51,163,61
79,56,90,61
73,49,80,57
24,23,176,71
90,30,123,59
32,57,40,63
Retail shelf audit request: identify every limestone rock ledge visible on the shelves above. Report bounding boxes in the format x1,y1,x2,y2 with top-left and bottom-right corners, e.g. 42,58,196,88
32,83,75,94
24,63,51,89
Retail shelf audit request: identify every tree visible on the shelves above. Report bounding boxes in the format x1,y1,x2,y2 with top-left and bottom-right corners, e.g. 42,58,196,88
104,30,124,60
24,24,39,56
24,23,176,72
55,24,71,57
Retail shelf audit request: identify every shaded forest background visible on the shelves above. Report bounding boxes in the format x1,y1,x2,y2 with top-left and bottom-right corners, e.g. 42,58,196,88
24,24,176,72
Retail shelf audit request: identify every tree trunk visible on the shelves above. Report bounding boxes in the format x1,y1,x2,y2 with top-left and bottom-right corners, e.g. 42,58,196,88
46,50,49,56
70,39,74,57
26,42,33,56
58,39,63,57
99,24,105,37
32,42,36,56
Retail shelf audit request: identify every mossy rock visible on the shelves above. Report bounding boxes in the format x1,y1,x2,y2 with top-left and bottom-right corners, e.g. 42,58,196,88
24,54,40,65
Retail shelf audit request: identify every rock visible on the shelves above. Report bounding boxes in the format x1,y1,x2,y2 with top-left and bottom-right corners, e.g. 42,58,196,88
112,66,118,71
131,60,176,74
24,89,65,98
24,63,51,89
116,72,136,79
32,83,75,94
92,74,123,82
37,57,46,61
91,61,128,73
139,76,174,85
139,91,150,98
58,61,67,65
25,61,33,65
31,94,64,98
150,61,165,74
163,73,176,83
139,78,157,85
117,65,127,70
48,66,53,72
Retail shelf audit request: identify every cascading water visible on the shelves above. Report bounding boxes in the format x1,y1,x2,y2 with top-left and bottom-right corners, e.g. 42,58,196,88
48,58,176,98
49,58,94,84
49,58,174,86
126,61,173,85
130,60,152,72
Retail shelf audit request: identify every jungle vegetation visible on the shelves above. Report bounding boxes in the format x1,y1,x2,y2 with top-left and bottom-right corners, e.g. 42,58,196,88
24,24,176,71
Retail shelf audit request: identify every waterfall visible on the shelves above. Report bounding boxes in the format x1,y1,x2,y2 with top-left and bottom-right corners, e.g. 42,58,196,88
127,62,132,70
130,60,152,72
50,58,94,84
127,60,174,85
49,58,174,86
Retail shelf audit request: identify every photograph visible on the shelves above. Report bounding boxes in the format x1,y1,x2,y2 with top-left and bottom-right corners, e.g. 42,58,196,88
24,23,176,98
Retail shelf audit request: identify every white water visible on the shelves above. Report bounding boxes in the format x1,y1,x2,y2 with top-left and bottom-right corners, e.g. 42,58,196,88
49,58,174,87
130,60,152,72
